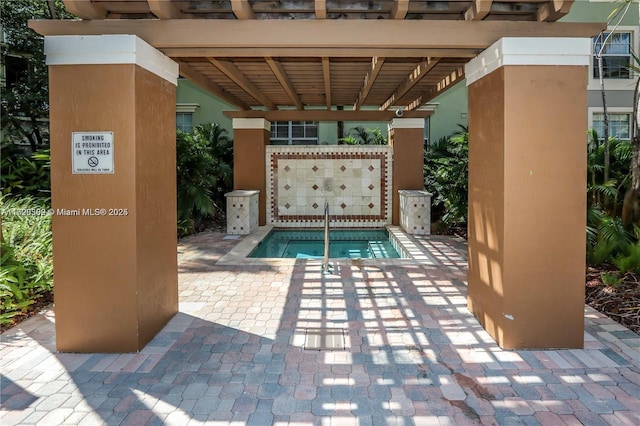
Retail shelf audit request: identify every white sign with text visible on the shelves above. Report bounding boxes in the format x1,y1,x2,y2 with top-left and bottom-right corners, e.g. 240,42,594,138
72,132,114,174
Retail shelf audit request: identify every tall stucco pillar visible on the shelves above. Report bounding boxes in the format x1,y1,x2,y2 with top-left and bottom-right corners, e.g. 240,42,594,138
466,38,590,349
232,118,270,225
389,118,425,225
45,35,179,352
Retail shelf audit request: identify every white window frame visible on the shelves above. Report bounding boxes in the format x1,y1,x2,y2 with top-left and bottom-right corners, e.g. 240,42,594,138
588,107,633,141
176,103,199,133
270,121,319,145
589,26,639,91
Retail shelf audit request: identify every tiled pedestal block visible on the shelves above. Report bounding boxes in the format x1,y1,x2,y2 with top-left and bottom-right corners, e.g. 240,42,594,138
399,190,432,235
225,190,259,235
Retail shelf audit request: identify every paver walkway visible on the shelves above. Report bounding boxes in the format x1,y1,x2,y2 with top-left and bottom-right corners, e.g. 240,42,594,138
1,231,639,425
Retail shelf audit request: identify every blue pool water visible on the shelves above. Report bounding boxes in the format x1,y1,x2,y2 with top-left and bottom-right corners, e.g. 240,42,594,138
249,229,401,259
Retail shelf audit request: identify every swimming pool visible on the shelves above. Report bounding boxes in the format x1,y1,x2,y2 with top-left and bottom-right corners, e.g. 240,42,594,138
249,229,401,259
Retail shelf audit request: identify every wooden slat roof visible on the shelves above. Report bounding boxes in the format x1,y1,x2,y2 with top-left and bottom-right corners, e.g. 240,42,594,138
31,1,603,113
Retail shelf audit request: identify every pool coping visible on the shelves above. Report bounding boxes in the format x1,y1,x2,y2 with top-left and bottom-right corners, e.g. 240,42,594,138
216,225,446,267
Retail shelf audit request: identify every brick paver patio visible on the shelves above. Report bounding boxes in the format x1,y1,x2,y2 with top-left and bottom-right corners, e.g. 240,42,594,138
1,230,639,425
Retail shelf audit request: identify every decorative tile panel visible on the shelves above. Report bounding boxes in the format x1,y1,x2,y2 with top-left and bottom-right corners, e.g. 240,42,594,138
266,146,393,228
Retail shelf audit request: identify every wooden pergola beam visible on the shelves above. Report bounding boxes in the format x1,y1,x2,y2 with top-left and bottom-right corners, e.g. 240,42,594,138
231,0,255,20
315,0,326,19
353,57,385,110
208,58,276,110
421,66,466,105
380,58,440,110
464,0,493,21
537,0,574,22
224,110,433,121
177,61,250,110
160,47,480,59
148,0,186,19
62,0,107,19
266,57,304,110
322,57,331,110
29,20,606,52
391,0,409,19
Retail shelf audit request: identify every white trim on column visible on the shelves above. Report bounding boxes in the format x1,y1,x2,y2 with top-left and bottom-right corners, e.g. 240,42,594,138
465,37,591,86
232,118,271,131
44,35,179,85
389,118,425,129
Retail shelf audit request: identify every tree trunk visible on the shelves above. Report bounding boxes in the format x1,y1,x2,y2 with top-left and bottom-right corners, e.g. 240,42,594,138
47,0,58,19
598,50,610,208
621,74,640,229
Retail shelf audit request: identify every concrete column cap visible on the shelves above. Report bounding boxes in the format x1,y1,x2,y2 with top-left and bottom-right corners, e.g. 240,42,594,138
44,35,178,85
232,118,271,130
465,37,591,86
389,118,425,129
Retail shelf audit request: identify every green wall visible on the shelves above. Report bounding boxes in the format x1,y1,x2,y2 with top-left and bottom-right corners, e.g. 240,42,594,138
428,81,469,143
176,78,237,136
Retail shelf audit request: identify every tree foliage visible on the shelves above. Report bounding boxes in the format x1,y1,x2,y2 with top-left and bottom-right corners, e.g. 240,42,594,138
423,125,468,234
0,0,73,150
176,123,233,236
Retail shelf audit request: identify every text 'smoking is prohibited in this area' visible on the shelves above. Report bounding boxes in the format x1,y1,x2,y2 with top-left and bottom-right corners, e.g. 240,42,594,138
72,131,114,174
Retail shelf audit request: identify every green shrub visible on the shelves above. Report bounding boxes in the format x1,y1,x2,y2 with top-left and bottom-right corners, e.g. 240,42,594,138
613,242,640,275
1,195,53,326
424,125,468,233
340,126,386,145
0,146,51,198
600,271,624,288
176,123,233,236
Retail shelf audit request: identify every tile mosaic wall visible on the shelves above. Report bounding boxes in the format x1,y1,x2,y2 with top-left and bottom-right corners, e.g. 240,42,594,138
266,146,393,228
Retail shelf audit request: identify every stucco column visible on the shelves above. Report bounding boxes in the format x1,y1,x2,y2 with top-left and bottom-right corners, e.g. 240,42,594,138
389,118,425,225
465,38,590,349
232,118,270,225
45,35,179,352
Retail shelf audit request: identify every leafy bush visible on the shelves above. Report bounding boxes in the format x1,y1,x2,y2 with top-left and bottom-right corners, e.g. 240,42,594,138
176,123,233,236
340,126,386,145
613,242,640,275
1,196,53,326
424,125,468,233
0,146,51,197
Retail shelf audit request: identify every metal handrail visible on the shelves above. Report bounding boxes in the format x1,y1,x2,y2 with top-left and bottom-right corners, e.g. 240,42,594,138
322,202,330,273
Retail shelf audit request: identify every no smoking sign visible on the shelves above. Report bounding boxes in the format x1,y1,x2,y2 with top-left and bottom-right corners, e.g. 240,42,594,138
72,132,114,174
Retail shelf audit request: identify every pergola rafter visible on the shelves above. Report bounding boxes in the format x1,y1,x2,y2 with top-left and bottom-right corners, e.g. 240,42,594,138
266,57,304,110
537,0,575,22
315,0,326,19
231,0,255,20
353,57,385,110
208,58,276,110
177,61,250,110
148,0,187,19
322,57,332,110
380,58,440,111
391,0,410,20
62,0,106,19
465,0,493,21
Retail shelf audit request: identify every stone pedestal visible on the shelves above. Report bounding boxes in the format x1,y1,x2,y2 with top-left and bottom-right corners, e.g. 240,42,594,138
225,190,259,234
399,190,432,235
